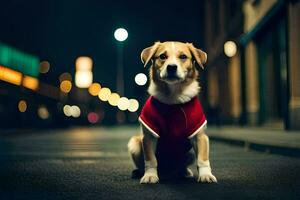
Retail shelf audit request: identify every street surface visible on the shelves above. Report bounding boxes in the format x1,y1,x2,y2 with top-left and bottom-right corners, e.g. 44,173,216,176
0,126,299,200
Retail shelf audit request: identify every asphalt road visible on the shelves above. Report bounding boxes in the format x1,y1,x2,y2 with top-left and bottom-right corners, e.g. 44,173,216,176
0,126,300,200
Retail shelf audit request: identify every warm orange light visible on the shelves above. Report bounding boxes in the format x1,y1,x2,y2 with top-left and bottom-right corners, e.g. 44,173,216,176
18,100,27,112
60,80,72,93
76,57,93,71
23,75,39,90
0,65,22,85
88,83,101,96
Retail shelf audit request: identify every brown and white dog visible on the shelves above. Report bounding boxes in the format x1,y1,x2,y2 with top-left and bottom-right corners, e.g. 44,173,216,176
128,41,217,184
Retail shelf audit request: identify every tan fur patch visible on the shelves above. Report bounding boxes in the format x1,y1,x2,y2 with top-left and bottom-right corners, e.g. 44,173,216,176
199,134,209,161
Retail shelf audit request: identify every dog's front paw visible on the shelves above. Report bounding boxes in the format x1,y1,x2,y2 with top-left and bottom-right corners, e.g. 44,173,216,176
198,173,217,183
198,166,217,183
140,172,159,184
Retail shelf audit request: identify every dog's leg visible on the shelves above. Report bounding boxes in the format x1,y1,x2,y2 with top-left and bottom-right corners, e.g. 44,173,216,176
178,151,194,178
191,131,217,183
140,126,159,184
128,135,144,178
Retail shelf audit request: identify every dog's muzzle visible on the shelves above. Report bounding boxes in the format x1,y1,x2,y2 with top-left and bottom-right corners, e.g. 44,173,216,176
166,64,179,79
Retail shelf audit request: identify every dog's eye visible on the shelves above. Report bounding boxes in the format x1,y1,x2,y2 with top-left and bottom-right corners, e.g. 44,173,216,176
179,54,187,60
159,54,167,60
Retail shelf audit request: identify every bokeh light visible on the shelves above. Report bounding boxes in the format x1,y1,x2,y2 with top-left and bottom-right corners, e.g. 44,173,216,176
75,57,93,71
224,41,237,57
128,99,139,112
71,105,81,118
18,100,27,113
23,76,39,91
60,80,72,93
98,87,111,101
75,70,93,88
75,56,93,88
87,112,99,124
0,66,22,85
39,61,50,74
38,106,49,119
117,97,130,111
63,105,72,117
108,93,120,106
59,72,72,82
88,83,101,96
135,73,147,86
114,28,128,42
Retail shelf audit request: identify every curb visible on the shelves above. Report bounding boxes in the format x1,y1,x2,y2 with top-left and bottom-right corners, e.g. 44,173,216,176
209,134,300,158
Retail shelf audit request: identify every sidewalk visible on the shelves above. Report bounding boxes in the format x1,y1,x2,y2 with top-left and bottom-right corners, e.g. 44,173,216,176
207,126,300,157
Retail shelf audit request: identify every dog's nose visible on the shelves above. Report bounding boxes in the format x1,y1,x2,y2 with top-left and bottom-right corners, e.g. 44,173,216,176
167,64,177,75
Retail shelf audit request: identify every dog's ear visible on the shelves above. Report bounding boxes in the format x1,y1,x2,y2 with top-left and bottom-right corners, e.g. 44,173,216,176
186,43,207,69
141,42,160,67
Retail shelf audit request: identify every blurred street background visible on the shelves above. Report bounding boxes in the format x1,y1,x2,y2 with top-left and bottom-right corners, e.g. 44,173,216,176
0,0,300,199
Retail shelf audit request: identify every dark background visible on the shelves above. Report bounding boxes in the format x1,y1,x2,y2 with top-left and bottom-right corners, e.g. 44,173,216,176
0,0,205,96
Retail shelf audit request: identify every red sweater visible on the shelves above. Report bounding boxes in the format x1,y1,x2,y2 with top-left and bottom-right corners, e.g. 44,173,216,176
139,96,207,160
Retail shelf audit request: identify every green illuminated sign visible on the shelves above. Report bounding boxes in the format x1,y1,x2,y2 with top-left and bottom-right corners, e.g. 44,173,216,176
0,42,40,77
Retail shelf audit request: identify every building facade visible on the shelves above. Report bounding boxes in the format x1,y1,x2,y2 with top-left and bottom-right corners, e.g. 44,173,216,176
202,0,300,130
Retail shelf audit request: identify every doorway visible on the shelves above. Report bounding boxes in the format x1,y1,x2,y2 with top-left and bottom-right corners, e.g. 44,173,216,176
256,17,288,129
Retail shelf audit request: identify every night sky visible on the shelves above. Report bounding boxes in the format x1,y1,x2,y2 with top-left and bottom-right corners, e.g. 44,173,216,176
0,0,205,97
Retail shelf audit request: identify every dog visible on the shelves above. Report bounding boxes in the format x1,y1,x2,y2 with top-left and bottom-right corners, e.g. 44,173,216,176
128,41,217,184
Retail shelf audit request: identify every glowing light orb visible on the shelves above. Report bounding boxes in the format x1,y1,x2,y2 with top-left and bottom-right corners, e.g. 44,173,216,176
63,105,72,117
75,70,93,88
75,57,93,71
98,87,111,101
38,106,49,119
108,93,120,106
87,112,99,124
135,73,147,86
224,41,237,57
88,83,101,96
71,105,81,118
128,99,139,112
117,97,130,111
114,28,128,42
18,100,27,113
60,80,72,93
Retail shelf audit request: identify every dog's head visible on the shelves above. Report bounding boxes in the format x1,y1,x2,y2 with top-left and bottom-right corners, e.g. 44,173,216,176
141,41,207,84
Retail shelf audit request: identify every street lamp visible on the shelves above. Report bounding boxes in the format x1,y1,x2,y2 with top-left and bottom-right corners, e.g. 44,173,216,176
114,27,128,96
114,28,128,42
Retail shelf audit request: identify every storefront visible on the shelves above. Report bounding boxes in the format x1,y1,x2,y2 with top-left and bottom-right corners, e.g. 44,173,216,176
240,0,299,130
